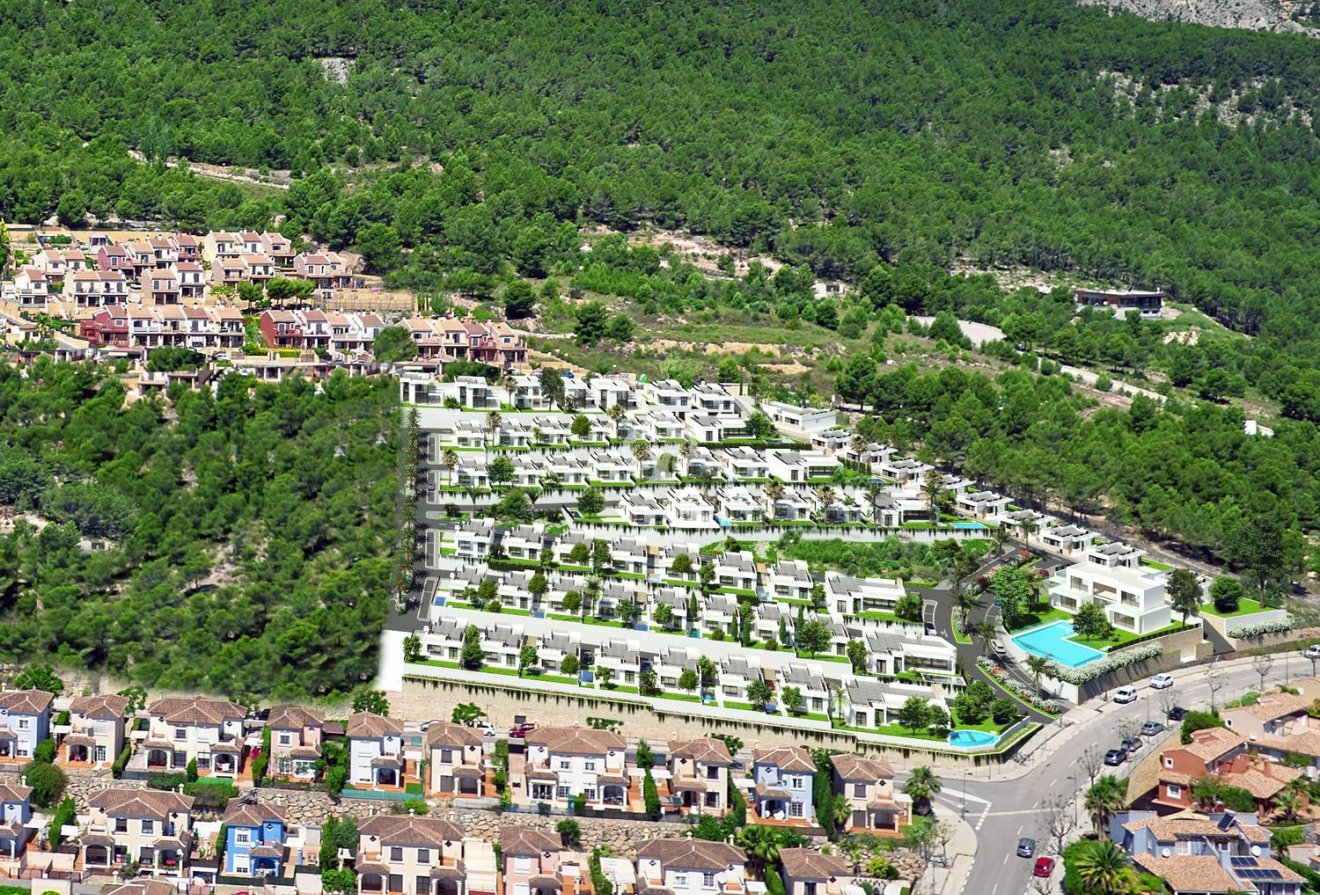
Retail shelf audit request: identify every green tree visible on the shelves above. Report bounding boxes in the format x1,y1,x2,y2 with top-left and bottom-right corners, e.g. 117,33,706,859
451,703,485,726
678,668,698,692
503,281,537,318
1085,776,1127,833
352,690,390,715
747,679,774,711
1071,602,1112,642
1211,576,1245,613
1167,568,1203,624
355,223,402,273
570,414,592,440
795,618,830,657
643,768,661,819
460,625,484,670
782,686,803,713
518,644,539,676
846,638,868,672
373,326,419,364
560,654,581,677
488,455,515,491
13,664,64,695
22,761,67,808
902,766,941,815
574,301,611,345
578,487,605,516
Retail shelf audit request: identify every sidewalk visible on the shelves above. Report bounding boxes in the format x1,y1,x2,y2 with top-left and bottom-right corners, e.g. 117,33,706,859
917,815,977,895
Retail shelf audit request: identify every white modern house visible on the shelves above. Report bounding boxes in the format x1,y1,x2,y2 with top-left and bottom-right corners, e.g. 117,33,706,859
1048,561,1173,635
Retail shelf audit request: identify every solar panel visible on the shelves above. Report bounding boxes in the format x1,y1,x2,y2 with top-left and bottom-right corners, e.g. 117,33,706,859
1231,857,1256,867
1217,813,1236,831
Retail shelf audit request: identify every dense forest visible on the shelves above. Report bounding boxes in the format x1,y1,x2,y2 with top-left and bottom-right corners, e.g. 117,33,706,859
0,362,400,701
2,0,1320,343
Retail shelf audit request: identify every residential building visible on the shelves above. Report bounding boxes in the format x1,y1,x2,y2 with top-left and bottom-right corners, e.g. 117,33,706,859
260,310,304,349
634,839,747,895
0,689,54,762
521,726,629,810
831,754,910,834
752,746,815,823
1120,812,1302,895
9,268,49,308
83,788,194,877
1073,288,1164,318
666,738,732,815
69,270,129,306
142,696,246,778
221,799,290,878
426,722,485,797
1155,727,1248,810
779,849,857,895
1047,561,1172,635
347,711,407,788
0,782,34,869
499,828,564,895
267,704,325,781
355,815,466,895
64,693,129,767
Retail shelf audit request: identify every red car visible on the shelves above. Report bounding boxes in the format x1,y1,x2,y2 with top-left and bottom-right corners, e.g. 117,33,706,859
508,722,538,738
1033,857,1055,878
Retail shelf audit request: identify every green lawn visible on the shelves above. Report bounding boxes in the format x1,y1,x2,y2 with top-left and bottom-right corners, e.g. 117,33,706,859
806,653,851,664
1007,606,1071,632
1202,598,1266,618
654,691,703,703
855,610,905,624
788,711,831,723
525,673,580,686
722,700,767,713
953,626,972,645
1068,620,1186,650
1140,558,1173,572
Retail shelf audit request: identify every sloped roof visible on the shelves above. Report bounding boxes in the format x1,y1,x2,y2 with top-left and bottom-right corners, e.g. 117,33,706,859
635,839,745,872
0,689,54,714
753,745,814,773
668,738,732,766
148,696,245,726
830,754,895,783
359,814,462,847
347,711,403,739
779,848,850,881
70,694,130,720
527,726,625,755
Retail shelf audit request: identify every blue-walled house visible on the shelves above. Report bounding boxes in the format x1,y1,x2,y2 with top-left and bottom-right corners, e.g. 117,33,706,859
221,800,290,878
752,745,816,825
0,781,34,871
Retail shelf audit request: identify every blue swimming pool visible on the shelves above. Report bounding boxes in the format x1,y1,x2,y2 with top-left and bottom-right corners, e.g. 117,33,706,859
1010,620,1105,668
947,729,999,748
952,521,986,530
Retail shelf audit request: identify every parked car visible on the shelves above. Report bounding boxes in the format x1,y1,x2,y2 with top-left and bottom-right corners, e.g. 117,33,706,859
1121,737,1142,753
1167,706,1188,721
1017,838,1036,858
1104,749,1127,766
1033,857,1056,878
1140,721,1164,736
1113,686,1138,704
1149,673,1174,689
1305,644,1320,659
508,722,538,738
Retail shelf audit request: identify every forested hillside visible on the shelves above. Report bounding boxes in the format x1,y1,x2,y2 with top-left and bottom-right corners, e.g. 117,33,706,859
2,0,1320,351
0,363,400,701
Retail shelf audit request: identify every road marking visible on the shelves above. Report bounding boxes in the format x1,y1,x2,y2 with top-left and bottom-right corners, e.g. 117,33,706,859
987,809,1054,817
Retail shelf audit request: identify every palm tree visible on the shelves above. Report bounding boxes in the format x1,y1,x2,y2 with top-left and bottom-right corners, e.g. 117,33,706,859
971,619,997,655
485,410,502,450
1273,780,1306,822
1025,654,1051,697
501,373,518,408
442,449,459,486
992,523,1011,558
607,403,627,442
631,441,652,481
765,478,785,521
952,589,978,633
542,471,562,493
814,484,836,520
864,482,887,527
679,439,695,478
920,468,944,523
531,425,544,447
1071,840,1132,895
850,433,869,469
902,766,942,816
1085,776,1127,834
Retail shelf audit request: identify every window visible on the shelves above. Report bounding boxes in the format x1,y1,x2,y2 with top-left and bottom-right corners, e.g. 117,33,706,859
706,766,719,780
440,749,453,764
789,802,804,818
234,829,252,845
585,760,596,771
391,847,403,862
141,820,155,835
16,719,29,731
1167,784,1182,798
278,733,292,747
805,884,817,895
417,849,430,864
514,857,533,874
703,873,716,888
1164,758,1174,769
674,874,688,888
174,727,187,741
556,786,571,800
559,760,571,770
114,818,128,833
854,784,867,798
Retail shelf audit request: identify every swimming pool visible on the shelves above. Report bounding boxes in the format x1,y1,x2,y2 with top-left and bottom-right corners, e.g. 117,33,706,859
947,729,999,748
952,521,986,530
1010,620,1105,668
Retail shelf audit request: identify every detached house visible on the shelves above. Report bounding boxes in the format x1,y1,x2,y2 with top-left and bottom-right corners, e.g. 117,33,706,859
143,696,246,778
667,738,732,816
0,690,54,763
521,726,629,810
267,704,325,782
83,788,194,878
634,839,747,895
64,693,129,767
221,799,293,878
1156,727,1248,810
499,828,564,895
779,849,857,895
425,722,485,797
347,711,407,788
752,746,815,824
831,754,910,834
355,815,465,895
0,782,34,871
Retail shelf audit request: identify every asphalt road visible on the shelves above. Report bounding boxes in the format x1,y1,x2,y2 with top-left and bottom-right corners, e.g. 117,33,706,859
939,653,1313,895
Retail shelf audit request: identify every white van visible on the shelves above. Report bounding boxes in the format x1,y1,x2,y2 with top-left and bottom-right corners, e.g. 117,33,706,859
1113,686,1138,704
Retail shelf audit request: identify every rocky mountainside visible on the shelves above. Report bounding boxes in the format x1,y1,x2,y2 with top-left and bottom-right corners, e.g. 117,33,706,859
1076,0,1319,34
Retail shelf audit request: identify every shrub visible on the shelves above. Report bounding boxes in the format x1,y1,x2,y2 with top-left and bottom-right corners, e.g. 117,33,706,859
23,761,67,808
47,797,76,847
111,745,131,779
396,799,429,815
556,819,582,847
32,739,57,764
186,758,199,783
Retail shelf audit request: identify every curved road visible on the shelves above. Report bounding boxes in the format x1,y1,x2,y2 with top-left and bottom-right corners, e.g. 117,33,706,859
915,652,1312,895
